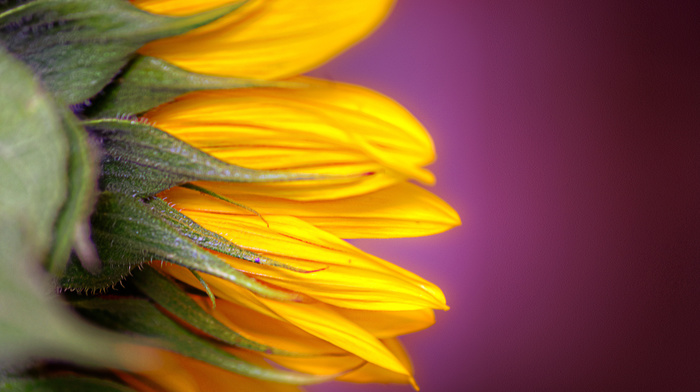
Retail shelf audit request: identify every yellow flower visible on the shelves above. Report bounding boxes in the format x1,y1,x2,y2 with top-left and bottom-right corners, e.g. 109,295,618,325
120,0,460,390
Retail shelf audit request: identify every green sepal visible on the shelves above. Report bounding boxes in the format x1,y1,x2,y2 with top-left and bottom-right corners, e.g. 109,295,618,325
0,0,245,104
89,192,302,302
0,377,137,392
85,119,321,196
151,196,315,273
73,297,331,385
45,109,99,276
189,269,217,308
86,56,290,117
133,267,302,356
60,256,135,294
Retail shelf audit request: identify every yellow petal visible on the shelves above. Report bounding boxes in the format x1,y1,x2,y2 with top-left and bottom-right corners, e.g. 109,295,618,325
191,294,418,385
173,211,447,311
189,294,346,356
270,354,365,377
337,338,415,386
160,181,460,239
117,350,202,392
334,307,436,339
263,337,416,386
132,0,395,79
117,373,163,392
121,349,302,392
158,263,412,376
188,294,428,380
144,77,435,200
263,338,417,386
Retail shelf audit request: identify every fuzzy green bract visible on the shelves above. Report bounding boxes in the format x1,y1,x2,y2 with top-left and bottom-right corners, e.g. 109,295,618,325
86,119,322,196
86,56,287,117
86,192,303,302
0,0,245,104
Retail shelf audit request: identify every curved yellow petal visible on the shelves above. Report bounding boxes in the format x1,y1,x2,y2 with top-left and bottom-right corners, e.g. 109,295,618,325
337,338,415,386
187,294,429,379
117,351,204,392
334,307,436,339
190,294,418,385
132,0,395,79
158,263,412,377
261,338,417,386
259,338,416,386
117,373,165,392
160,181,460,239
121,349,302,392
131,0,245,14
145,77,435,200
270,354,365,377
173,211,446,311
189,294,345,356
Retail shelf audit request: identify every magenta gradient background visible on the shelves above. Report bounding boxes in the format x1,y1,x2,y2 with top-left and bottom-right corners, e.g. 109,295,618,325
307,1,700,392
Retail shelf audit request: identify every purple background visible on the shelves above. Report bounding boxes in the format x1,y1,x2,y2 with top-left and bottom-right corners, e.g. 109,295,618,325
308,1,700,391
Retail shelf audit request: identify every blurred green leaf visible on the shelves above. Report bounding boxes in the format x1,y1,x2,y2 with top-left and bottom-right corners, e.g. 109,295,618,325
0,39,67,256
0,45,140,372
45,110,99,276
0,376,137,392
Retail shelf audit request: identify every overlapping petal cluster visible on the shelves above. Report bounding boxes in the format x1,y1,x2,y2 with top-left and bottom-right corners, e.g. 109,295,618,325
114,0,460,390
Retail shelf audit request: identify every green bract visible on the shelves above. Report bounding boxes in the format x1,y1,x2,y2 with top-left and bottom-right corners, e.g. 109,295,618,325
0,0,245,104
85,119,321,196
86,56,289,118
86,192,303,301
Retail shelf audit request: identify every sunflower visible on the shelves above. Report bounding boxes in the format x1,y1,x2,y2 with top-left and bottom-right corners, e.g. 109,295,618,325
0,1,459,391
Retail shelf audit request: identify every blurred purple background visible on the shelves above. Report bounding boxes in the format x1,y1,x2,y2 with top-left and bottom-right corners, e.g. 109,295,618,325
308,1,700,391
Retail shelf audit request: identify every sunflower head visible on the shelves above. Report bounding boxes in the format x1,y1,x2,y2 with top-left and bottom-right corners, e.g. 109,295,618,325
0,1,459,391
